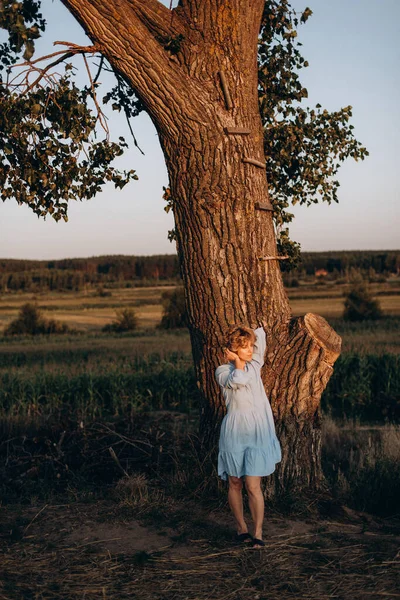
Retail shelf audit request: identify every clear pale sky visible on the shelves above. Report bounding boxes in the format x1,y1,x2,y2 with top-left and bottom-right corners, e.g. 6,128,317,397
0,0,399,260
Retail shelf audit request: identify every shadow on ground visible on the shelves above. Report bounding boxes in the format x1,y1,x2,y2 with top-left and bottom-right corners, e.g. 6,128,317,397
1,498,399,600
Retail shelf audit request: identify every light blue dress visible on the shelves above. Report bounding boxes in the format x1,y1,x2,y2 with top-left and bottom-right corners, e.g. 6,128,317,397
215,327,281,481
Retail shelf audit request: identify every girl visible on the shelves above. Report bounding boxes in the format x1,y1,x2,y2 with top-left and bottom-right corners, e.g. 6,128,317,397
215,324,281,548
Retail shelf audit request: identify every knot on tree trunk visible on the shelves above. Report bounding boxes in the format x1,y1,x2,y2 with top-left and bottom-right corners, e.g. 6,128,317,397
265,313,342,421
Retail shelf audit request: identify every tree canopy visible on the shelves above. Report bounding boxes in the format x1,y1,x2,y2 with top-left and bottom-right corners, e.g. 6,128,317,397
0,0,368,265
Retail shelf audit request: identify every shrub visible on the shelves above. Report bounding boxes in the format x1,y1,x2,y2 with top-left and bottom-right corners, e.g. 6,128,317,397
158,287,188,329
343,282,383,321
96,286,112,297
4,303,69,336
102,308,138,332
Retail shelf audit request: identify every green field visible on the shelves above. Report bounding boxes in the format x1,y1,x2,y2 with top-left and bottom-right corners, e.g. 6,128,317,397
0,281,399,420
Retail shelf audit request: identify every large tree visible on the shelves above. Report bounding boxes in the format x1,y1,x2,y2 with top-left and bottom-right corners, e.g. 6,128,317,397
0,0,367,493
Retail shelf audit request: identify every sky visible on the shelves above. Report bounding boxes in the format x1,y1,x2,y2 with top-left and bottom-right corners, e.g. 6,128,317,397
0,0,399,260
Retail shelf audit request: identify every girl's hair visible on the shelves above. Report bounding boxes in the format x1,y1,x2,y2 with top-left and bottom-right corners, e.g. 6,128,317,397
224,324,256,350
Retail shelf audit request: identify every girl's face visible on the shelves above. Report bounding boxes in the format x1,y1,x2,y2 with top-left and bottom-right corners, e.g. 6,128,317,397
231,339,254,362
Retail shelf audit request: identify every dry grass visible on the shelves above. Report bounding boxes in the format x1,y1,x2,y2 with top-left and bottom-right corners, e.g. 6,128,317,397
1,411,400,599
322,419,400,515
1,283,399,332
0,287,170,332
289,294,399,318
1,499,399,600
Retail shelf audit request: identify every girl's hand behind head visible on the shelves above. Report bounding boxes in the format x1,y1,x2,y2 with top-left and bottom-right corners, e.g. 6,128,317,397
224,347,240,362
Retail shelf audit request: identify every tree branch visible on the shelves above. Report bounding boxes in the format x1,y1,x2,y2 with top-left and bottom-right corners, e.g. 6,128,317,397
59,0,193,124
130,0,185,39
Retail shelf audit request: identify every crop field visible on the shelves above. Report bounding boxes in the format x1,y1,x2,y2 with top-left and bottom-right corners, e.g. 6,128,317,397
1,279,399,332
0,285,170,331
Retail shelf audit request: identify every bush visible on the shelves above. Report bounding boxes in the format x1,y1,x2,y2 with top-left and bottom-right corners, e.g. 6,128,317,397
4,303,69,336
343,282,383,321
158,287,188,329
96,286,112,297
102,308,138,333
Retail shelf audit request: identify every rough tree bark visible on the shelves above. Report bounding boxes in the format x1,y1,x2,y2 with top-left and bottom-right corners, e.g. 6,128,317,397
60,0,341,493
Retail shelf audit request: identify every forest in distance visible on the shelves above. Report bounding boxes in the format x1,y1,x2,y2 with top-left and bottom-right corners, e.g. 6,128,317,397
0,249,399,292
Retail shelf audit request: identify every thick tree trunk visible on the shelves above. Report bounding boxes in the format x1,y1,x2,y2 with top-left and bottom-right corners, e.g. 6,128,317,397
61,0,341,493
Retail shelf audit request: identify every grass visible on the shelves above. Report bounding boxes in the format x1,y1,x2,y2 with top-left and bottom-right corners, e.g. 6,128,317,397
322,418,400,516
1,350,399,422
0,321,399,421
1,412,399,600
321,351,400,421
2,409,400,516
1,494,398,600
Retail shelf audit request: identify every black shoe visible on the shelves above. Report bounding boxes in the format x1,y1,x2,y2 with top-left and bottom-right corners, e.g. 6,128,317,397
235,532,253,544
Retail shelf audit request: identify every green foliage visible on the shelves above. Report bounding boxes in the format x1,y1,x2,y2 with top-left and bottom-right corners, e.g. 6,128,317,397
0,251,397,293
102,69,144,152
276,227,301,271
0,254,181,291
4,302,69,335
162,186,177,242
0,70,138,221
343,282,383,322
285,250,399,278
0,0,45,66
103,308,138,333
0,0,138,221
158,287,188,329
259,1,369,268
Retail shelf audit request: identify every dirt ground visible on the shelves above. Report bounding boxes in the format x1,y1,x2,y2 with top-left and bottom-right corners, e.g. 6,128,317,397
1,499,399,600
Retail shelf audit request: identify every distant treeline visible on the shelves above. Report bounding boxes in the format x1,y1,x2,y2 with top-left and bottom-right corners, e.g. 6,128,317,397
0,255,180,292
294,250,399,277
0,250,399,292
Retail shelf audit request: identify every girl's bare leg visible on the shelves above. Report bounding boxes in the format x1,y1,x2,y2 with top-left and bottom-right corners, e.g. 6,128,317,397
228,476,248,535
245,476,264,540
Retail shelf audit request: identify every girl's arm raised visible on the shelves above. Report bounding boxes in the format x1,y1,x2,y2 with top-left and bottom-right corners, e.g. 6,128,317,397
251,327,267,368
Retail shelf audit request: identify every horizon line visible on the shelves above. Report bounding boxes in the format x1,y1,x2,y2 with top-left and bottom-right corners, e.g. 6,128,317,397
1,249,399,262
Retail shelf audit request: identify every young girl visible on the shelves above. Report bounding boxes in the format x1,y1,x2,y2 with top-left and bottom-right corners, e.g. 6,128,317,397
215,324,281,548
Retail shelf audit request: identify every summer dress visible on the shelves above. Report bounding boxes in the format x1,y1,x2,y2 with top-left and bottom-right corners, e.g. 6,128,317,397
215,327,281,480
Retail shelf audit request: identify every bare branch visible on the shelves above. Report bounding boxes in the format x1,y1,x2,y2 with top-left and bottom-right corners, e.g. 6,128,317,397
21,52,75,95
82,52,109,137
13,42,99,68
92,55,105,85
5,39,111,139
9,42,100,96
